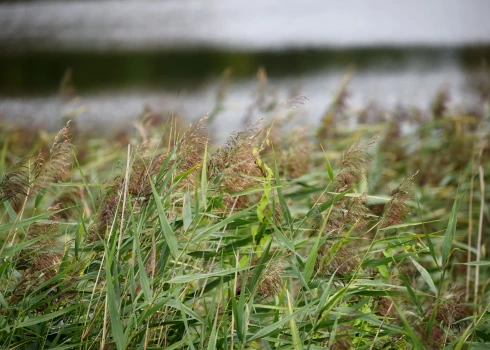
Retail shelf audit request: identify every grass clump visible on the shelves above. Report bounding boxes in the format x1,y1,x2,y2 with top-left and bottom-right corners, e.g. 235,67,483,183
0,74,490,349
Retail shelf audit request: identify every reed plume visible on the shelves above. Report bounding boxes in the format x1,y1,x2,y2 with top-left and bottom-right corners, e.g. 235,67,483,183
380,171,418,229
33,121,73,191
0,159,30,202
334,136,377,192
237,252,285,298
209,123,263,209
273,126,312,179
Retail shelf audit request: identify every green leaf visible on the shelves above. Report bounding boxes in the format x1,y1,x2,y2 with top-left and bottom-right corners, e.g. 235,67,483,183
460,260,490,266
401,275,423,314
176,300,197,350
15,304,78,328
257,190,270,223
183,191,192,231
410,257,437,295
305,189,350,219
304,213,331,282
417,198,440,269
168,266,252,284
166,299,203,324
286,291,303,350
273,157,292,229
362,251,426,268
248,303,311,342
392,302,425,349
442,195,461,270
0,210,65,239
247,238,273,294
325,156,334,181
173,162,201,184
379,219,445,231
190,210,251,244
272,225,296,255
135,235,152,302
207,308,219,350
73,151,96,211
453,323,476,350
150,178,179,259
378,265,390,279
105,252,125,350
0,236,42,259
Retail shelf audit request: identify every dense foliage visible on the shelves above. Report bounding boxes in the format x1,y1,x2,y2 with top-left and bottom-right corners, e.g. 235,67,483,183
1,73,489,349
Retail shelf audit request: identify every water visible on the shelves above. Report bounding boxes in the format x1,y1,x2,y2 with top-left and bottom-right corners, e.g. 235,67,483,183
2,0,490,51
0,59,477,141
1,0,490,136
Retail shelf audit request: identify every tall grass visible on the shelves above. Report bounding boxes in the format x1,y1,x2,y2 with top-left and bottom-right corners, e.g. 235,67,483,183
1,73,489,349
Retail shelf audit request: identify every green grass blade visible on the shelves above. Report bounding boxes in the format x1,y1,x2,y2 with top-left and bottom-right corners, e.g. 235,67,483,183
442,194,461,271
392,301,425,349
190,210,251,244
410,257,437,295
183,190,192,231
247,238,272,294
461,260,490,266
417,198,439,269
150,177,179,259
272,224,296,255
400,274,423,314
0,209,64,239
168,266,252,284
248,303,311,342
286,291,303,350
15,304,78,328
305,189,350,219
105,248,125,350
207,306,219,350
136,236,152,302
73,151,96,211
273,157,292,229
323,152,334,181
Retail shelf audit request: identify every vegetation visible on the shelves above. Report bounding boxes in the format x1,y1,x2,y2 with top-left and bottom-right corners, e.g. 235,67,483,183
1,71,489,349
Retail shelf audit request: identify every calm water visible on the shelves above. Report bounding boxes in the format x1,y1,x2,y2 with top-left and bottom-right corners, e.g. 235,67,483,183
1,0,490,137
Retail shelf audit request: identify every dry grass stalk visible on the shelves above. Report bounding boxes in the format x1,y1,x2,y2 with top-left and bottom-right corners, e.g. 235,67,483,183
474,145,486,306
466,160,475,301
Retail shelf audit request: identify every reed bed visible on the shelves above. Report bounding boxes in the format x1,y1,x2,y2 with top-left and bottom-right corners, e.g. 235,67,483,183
0,72,489,349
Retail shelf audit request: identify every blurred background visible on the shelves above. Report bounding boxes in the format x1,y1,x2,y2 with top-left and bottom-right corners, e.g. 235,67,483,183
1,0,490,138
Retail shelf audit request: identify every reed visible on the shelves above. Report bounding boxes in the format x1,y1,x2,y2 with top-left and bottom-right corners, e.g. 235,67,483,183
0,73,489,349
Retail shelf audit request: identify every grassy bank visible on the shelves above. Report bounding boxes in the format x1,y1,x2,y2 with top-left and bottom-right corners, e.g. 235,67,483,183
1,75,489,349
